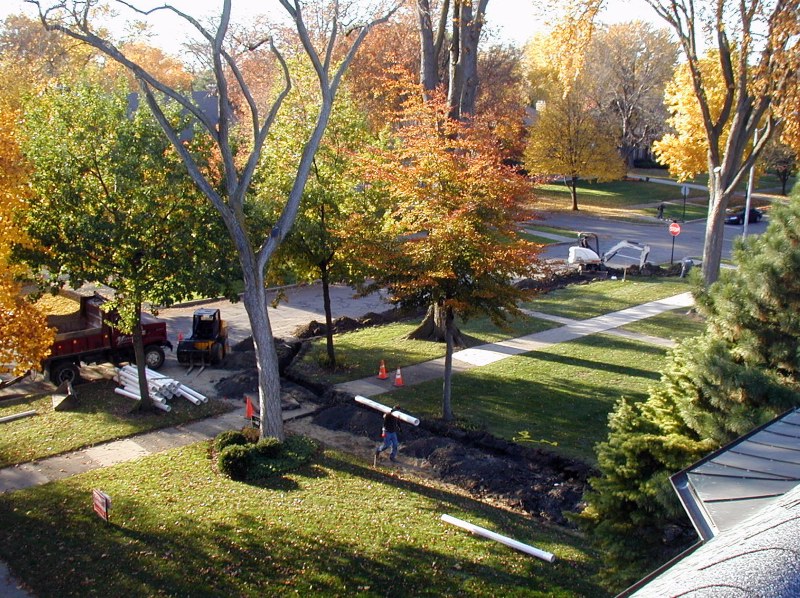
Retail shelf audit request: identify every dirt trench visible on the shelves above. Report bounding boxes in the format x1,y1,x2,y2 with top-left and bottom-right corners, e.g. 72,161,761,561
213,321,595,528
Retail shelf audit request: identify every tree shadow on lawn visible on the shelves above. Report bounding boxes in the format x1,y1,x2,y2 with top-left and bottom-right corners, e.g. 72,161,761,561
244,462,330,492
515,346,664,382
439,351,661,462
0,453,607,597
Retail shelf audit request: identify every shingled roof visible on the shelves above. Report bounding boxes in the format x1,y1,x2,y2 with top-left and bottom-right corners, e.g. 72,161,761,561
626,407,800,597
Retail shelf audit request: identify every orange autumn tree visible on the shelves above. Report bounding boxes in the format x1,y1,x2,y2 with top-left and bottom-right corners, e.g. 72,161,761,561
350,87,540,421
0,101,53,376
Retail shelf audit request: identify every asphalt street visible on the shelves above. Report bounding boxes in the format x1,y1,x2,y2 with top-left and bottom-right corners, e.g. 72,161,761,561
155,210,767,352
537,211,768,267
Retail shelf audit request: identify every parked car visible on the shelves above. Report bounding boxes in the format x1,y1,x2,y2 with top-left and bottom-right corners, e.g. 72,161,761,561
725,207,763,225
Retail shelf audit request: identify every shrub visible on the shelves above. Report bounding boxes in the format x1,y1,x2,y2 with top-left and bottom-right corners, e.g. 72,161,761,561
214,430,248,453
633,158,667,169
217,444,252,481
241,426,260,443
283,435,319,462
254,437,282,458
248,436,319,480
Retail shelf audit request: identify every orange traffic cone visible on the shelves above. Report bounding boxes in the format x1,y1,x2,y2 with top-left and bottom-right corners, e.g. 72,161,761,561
377,360,389,380
393,367,404,387
245,396,255,419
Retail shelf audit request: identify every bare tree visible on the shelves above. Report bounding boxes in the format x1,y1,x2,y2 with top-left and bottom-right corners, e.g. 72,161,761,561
584,21,678,167
28,0,400,439
643,0,799,285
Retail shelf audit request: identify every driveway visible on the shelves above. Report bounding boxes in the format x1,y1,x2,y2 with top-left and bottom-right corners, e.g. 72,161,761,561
157,283,393,349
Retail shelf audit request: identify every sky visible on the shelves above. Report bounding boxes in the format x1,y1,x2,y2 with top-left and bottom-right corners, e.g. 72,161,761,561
1,0,664,53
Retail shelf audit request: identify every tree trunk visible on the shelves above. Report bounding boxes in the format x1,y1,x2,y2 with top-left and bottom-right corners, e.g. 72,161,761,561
242,269,284,441
131,300,153,411
702,171,729,286
417,0,438,94
447,1,463,119
571,176,579,210
456,0,483,118
405,301,474,348
445,0,487,119
321,261,336,369
442,305,455,422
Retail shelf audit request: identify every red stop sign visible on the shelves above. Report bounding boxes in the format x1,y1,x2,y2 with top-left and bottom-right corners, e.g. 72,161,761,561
669,222,681,236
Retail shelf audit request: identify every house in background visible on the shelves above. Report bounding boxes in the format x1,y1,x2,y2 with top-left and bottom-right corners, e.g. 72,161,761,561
623,408,800,597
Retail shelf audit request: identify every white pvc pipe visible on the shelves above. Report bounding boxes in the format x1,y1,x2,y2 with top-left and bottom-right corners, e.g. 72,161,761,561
178,385,207,402
177,389,202,405
440,514,555,563
114,387,141,400
0,410,37,424
116,366,204,407
144,366,167,379
122,385,167,404
354,395,420,426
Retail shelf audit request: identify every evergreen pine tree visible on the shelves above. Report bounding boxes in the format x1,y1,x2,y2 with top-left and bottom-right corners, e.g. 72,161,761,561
581,185,800,591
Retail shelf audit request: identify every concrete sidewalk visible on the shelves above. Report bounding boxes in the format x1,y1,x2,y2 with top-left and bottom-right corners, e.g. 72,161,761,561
1,291,694,492
335,292,694,397
0,290,695,597
0,401,317,495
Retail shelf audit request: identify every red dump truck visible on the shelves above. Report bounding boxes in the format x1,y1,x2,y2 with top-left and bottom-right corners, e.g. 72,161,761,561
43,292,172,385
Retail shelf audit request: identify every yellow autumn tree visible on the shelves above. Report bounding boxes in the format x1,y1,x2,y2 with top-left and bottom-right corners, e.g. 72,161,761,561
525,89,626,210
653,52,729,181
0,102,54,376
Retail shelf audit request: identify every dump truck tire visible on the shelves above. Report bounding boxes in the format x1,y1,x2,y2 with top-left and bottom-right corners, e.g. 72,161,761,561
144,345,165,369
51,361,80,385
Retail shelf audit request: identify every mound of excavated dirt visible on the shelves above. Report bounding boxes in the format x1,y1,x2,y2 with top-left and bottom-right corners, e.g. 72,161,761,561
219,269,612,527
310,403,590,527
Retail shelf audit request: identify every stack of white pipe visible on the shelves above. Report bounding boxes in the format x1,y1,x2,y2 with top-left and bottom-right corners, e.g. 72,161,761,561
113,365,208,411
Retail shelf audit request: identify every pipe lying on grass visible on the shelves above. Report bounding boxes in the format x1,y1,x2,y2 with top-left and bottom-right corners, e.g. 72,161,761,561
0,410,37,424
354,395,420,426
440,514,555,563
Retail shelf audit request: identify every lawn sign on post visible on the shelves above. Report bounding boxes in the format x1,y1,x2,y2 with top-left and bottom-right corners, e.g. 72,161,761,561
92,489,112,523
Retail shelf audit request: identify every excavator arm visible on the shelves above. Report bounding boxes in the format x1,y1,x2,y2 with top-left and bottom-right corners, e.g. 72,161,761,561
602,241,650,268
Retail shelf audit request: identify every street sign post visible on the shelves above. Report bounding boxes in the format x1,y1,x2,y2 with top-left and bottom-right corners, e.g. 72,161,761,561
681,185,688,222
669,221,681,264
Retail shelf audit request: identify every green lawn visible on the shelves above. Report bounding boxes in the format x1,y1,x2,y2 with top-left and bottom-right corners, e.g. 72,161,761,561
0,380,233,467
646,201,710,222
391,334,667,463
534,179,705,209
522,277,693,320
629,169,796,193
295,277,694,463
621,308,706,342
292,314,560,386
520,230,562,245
0,442,608,597
679,172,795,193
